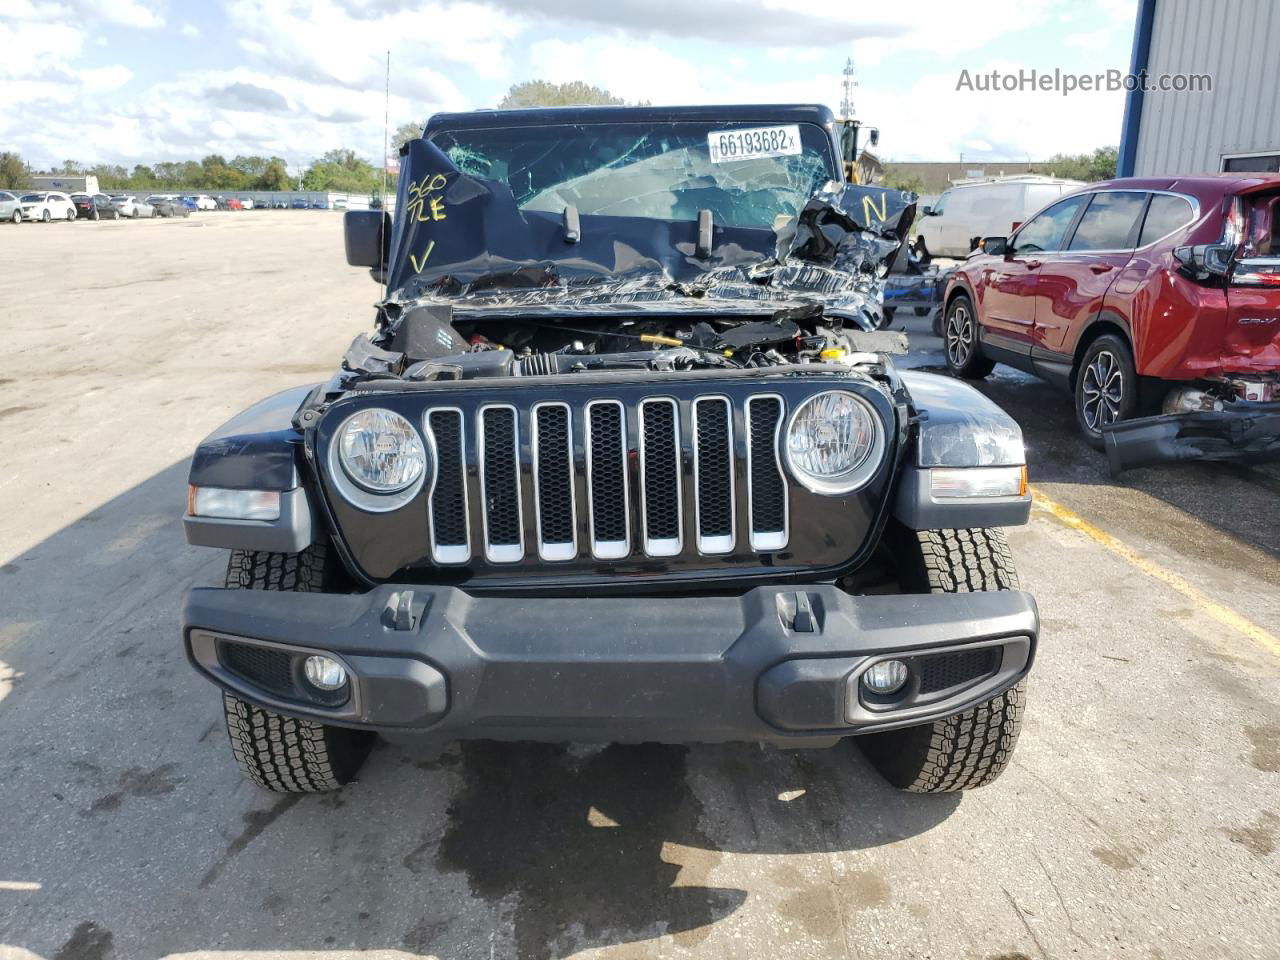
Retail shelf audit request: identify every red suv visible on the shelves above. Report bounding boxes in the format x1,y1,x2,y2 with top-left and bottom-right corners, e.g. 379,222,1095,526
942,175,1280,470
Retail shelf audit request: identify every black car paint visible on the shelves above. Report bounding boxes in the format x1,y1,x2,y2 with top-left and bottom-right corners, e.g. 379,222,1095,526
307,368,907,589
184,581,1038,743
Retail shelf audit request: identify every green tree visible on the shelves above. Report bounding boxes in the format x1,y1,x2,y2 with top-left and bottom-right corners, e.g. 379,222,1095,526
391,120,424,153
258,159,291,191
1035,146,1118,182
53,159,85,175
230,155,270,179
130,164,155,186
498,80,625,108
0,151,26,189
90,164,130,190
301,149,380,192
881,165,926,195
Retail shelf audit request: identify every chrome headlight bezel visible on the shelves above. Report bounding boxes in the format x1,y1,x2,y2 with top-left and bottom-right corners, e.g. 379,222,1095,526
327,408,428,512
783,390,886,495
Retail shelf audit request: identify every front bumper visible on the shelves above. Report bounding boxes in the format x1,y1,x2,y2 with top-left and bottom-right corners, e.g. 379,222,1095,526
1103,400,1280,473
183,584,1038,745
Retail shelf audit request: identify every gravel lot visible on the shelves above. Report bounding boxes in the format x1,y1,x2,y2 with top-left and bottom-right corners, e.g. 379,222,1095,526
1,214,1277,960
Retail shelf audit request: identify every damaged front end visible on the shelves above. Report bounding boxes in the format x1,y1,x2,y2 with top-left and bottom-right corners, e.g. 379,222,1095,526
332,134,916,393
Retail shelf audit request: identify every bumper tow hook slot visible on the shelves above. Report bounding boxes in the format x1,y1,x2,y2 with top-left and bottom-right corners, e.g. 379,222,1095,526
385,590,418,631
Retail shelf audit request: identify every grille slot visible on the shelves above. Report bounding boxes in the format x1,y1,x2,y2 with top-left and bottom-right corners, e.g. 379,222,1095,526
478,404,523,563
746,395,787,551
639,398,682,557
532,402,576,561
426,408,469,564
219,642,296,698
586,400,630,559
918,647,1000,694
693,397,735,554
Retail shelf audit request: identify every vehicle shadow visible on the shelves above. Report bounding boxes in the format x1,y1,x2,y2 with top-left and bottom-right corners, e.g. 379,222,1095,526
0,459,959,960
898,312,1280,575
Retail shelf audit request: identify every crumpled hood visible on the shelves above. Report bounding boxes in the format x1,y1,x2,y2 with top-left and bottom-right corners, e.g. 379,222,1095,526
386,138,916,319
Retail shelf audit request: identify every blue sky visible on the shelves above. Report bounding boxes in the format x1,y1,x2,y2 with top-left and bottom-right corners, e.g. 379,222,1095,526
1,0,1138,171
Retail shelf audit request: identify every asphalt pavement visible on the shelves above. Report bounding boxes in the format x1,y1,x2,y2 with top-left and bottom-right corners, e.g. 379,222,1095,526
1,216,1277,960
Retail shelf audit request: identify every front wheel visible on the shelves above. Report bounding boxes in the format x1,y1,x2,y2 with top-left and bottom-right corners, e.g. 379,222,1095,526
857,527,1026,793
942,294,995,379
220,545,374,792
1075,334,1137,450
10,209,20,224
42,209,51,223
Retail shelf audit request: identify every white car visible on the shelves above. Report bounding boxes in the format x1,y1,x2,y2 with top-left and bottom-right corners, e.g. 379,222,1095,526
0,190,23,223
914,176,1086,258
17,192,76,223
110,195,153,218
189,194,217,211
239,197,255,210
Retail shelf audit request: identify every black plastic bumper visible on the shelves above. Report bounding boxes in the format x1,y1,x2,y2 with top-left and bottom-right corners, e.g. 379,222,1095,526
1104,401,1280,474
183,584,1038,745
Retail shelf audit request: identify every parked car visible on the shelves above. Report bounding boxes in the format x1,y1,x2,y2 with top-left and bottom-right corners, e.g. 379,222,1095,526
310,199,328,210
273,199,289,209
191,194,217,211
18,191,76,222
1,190,25,223
182,103,1038,796
240,197,255,210
216,196,244,211
145,196,191,218
108,195,148,218
71,193,117,220
130,197,156,218
942,174,1280,468
290,197,309,209
331,197,347,210
176,196,199,212
916,177,1085,259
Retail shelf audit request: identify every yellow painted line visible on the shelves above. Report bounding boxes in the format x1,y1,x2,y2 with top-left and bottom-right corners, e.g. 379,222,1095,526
1030,486,1280,658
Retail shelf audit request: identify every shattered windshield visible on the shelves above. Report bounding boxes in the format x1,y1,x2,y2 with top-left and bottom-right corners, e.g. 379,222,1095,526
428,122,836,230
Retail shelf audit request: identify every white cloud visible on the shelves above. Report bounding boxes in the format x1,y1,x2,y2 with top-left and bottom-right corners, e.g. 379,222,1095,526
180,23,199,38
81,64,133,91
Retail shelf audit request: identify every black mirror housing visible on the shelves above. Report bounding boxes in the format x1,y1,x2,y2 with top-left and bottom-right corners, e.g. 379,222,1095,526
981,236,1009,256
344,210,391,271
921,205,934,217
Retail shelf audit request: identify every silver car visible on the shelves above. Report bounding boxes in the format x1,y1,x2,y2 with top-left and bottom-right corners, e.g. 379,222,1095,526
110,195,154,218
0,190,22,223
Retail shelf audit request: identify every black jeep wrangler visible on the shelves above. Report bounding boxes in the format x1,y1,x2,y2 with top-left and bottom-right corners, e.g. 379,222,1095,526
182,104,1037,794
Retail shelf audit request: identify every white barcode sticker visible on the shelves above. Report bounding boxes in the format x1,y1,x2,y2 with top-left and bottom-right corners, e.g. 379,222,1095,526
707,125,802,164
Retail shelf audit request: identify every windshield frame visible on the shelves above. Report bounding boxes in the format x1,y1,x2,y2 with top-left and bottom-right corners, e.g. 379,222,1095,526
425,118,841,231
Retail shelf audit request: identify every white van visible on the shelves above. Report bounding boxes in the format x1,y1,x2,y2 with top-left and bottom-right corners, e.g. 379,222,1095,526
915,176,1085,258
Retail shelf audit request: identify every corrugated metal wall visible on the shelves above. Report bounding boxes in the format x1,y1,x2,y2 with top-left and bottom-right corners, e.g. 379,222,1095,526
1134,0,1280,175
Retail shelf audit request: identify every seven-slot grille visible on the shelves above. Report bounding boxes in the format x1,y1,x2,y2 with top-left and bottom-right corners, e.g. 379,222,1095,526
422,395,792,565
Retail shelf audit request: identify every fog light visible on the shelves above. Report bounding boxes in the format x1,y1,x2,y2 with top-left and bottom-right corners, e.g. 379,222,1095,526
188,485,281,521
303,655,347,691
862,659,910,695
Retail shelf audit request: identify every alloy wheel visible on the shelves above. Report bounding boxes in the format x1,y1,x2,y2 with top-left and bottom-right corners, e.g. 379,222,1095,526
1080,349,1124,431
945,304,974,368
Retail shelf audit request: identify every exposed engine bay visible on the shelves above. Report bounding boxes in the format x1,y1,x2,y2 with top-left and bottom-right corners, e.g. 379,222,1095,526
338,302,908,385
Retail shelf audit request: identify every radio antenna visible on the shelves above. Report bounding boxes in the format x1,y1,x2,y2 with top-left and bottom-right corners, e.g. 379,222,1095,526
380,49,390,305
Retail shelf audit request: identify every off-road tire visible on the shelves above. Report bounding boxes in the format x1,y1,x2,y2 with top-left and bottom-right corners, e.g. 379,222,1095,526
857,527,1026,792
943,294,996,379
222,692,370,793
220,544,373,792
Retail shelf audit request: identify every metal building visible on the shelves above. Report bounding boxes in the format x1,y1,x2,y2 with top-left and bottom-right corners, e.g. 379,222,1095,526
1119,0,1280,176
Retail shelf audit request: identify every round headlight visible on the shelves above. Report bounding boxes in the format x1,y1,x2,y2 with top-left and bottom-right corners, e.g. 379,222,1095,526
785,390,884,494
337,408,425,493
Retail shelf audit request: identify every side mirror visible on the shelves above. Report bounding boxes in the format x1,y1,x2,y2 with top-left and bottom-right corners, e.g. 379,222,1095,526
921,205,934,217
344,210,391,272
867,128,879,148
981,236,1009,256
